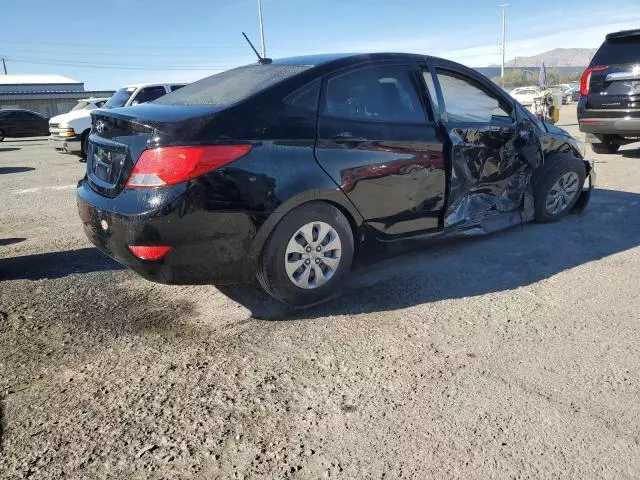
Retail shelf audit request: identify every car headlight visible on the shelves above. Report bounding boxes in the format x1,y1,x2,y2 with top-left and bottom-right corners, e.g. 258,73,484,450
58,127,76,138
571,137,586,157
563,134,585,157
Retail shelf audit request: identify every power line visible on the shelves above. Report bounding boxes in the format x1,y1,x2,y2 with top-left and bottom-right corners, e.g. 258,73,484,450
5,56,238,71
0,39,330,53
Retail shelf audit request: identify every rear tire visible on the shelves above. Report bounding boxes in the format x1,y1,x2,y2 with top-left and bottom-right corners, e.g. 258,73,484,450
591,136,620,154
0,129,5,142
257,202,354,307
534,158,586,223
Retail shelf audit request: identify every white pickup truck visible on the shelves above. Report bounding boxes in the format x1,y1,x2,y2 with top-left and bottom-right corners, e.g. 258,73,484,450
49,82,185,158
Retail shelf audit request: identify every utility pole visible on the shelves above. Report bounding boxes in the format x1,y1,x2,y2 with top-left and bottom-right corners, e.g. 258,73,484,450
257,0,266,58
1,57,7,75
500,4,509,80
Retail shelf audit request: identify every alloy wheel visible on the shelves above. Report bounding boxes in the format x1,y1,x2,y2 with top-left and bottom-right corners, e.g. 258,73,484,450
545,172,580,215
284,221,342,289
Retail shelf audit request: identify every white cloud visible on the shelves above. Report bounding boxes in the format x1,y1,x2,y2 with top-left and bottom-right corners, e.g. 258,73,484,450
289,10,640,68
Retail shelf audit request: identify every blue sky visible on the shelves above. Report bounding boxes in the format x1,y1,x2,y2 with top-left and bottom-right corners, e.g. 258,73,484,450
2,0,639,90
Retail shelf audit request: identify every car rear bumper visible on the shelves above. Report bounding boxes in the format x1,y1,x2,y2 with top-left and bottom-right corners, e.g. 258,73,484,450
579,117,640,136
76,179,258,284
49,135,82,154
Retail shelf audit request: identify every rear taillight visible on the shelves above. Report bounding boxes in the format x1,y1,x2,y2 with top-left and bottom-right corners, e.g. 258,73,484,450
580,65,608,96
125,145,252,188
128,245,172,260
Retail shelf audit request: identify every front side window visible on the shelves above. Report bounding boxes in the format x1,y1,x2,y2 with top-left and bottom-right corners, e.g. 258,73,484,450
132,86,168,105
435,70,512,123
324,65,426,123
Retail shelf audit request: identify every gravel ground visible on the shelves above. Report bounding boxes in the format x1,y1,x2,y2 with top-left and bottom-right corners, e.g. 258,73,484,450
1,106,640,479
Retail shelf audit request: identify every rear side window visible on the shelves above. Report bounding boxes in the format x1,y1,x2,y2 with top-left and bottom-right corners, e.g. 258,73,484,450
324,65,426,123
592,36,640,65
155,64,312,106
285,79,320,111
170,84,185,92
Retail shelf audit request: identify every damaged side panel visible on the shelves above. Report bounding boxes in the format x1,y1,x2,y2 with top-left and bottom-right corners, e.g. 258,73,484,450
443,122,541,228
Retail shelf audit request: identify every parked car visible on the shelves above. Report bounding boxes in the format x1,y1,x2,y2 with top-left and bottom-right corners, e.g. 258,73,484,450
49,83,185,158
578,28,640,153
70,97,110,111
509,86,542,105
77,53,594,307
566,85,581,102
550,86,572,104
0,109,49,141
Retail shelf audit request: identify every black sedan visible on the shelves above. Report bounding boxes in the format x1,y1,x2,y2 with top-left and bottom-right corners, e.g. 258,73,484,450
77,53,594,306
0,109,49,141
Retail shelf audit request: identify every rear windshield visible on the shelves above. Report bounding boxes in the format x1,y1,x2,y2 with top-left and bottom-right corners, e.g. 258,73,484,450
104,87,136,108
155,64,312,107
592,36,640,65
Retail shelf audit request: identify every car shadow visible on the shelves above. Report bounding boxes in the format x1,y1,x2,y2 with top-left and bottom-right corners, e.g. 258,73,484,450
0,147,21,153
218,188,640,320
0,247,125,281
0,238,26,246
0,167,35,174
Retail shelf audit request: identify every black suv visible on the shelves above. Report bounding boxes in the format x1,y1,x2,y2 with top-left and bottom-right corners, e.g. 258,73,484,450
578,29,640,154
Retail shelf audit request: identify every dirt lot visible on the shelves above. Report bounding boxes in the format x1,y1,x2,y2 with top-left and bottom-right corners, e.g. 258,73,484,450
1,106,640,479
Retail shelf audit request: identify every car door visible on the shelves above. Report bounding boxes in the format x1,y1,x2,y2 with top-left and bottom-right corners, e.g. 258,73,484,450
12,111,39,136
23,111,48,135
0,112,18,136
314,62,447,238
423,62,542,227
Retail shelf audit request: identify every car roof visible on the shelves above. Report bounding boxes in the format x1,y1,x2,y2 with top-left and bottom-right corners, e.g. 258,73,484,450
606,29,640,40
272,52,428,67
0,108,45,116
123,82,187,89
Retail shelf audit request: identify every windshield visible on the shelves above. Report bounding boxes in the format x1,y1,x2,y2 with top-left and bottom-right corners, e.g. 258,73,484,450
71,101,90,111
104,88,135,108
155,64,312,107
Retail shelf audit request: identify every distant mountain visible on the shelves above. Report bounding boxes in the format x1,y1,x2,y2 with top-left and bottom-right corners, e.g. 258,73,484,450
503,48,598,67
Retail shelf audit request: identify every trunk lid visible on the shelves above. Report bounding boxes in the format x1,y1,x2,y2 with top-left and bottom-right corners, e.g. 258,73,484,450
87,104,220,197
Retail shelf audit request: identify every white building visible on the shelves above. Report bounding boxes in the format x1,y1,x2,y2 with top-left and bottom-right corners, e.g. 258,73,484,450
0,74,113,117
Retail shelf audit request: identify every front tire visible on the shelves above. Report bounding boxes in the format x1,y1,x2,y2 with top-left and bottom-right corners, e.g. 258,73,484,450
0,129,5,142
80,131,90,161
591,135,620,154
257,202,354,307
534,158,586,223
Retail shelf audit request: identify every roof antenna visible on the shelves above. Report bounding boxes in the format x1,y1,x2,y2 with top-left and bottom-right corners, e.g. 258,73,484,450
242,32,272,64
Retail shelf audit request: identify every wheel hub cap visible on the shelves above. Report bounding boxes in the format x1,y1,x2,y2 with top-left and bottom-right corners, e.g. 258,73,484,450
545,172,580,215
285,221,342,289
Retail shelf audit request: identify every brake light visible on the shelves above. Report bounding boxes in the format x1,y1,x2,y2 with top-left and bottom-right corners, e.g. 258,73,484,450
126,145,252,188
580,66,608,96
128,245,172,260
